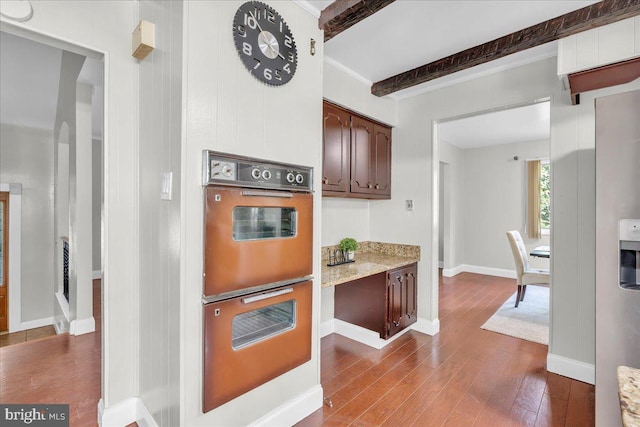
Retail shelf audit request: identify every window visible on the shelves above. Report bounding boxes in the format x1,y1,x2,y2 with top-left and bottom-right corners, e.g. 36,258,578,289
527,159,551,239
540,161,550,232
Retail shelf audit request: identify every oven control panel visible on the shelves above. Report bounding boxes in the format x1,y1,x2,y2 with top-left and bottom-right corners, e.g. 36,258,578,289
203,150,313,192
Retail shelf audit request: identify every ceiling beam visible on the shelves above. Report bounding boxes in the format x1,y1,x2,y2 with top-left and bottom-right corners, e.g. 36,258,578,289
320,0,396,42
371,0,640,97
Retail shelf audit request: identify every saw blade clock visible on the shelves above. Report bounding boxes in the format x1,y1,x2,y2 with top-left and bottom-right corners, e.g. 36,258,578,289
232,1,298,86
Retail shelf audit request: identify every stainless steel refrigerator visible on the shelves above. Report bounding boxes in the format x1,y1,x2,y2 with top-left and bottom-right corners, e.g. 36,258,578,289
595,89,640,426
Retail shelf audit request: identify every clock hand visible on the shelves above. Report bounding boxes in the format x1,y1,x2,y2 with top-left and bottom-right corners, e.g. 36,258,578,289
249,11,263,32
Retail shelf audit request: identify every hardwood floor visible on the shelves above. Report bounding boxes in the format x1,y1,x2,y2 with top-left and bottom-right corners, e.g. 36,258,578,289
0,279,102,427
297,272,595,427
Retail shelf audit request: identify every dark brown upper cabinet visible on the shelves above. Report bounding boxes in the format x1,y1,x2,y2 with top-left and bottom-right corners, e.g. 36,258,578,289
322,102,351,194
322,101,391,199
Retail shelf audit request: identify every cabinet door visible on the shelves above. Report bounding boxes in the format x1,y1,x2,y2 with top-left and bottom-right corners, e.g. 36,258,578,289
372,124,391,197
322,102,351,193
387,270,404,338
350,116,374,194
403,265,417,328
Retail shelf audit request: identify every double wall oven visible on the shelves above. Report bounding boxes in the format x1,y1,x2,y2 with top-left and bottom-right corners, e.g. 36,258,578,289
201,151,314,412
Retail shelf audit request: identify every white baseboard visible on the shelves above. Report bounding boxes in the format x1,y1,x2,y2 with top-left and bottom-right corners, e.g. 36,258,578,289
70,316,95,336
546,353,595,385
92,270,103,280
320,319,335,338
442,264,516,279
249,384,323,427
98,397,158,427
333,319,413,349
13,316,54,333
53,319,69,335
442,264,465,277
412,317,440,336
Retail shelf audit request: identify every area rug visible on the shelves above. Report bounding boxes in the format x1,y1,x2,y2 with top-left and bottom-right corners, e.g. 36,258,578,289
480,286,549,345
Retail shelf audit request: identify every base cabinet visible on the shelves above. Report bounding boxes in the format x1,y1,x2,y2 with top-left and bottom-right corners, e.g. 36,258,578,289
335,263,417,339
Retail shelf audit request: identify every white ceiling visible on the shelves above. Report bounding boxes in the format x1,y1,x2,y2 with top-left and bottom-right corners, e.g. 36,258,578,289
0,31,103,138
438,101,550,149
312,1,598,92
0,32,62,131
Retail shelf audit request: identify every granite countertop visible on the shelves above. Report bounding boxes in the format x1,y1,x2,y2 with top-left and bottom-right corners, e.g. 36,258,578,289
618,366,640,427
321,241,420,288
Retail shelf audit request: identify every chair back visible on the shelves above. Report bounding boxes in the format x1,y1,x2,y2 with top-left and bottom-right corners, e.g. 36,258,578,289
506,230,529,278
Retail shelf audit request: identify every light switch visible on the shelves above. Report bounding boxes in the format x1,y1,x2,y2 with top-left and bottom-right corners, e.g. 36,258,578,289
405,200,414,211
161,172,173,201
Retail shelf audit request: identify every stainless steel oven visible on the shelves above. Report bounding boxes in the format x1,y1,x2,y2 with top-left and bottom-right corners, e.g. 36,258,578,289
201,151,313,412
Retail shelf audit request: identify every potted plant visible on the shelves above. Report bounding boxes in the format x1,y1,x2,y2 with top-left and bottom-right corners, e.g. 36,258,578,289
339,237,358,261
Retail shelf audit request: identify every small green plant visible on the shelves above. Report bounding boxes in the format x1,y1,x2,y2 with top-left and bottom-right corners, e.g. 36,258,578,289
339,237,358,252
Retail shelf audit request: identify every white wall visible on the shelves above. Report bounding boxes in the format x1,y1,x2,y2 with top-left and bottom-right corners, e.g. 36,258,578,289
460,139,550,271
549,78,640,377
2,0,141,411
137,1,182,425
439,141,464,270
181,1,323,425
91,137,101,273
0,124,54,323
70,81,94,333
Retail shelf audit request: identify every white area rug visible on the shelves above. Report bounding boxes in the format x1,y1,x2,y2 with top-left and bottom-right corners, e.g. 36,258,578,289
481,286,549,345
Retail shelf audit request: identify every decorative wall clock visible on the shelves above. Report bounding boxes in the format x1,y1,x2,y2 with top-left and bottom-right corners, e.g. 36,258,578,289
232,1,298,86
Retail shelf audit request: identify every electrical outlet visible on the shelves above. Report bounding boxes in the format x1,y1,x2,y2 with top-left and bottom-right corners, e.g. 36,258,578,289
405,200,414,211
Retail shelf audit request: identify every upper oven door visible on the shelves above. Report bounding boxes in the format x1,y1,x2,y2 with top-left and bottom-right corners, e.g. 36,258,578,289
204,186,313,297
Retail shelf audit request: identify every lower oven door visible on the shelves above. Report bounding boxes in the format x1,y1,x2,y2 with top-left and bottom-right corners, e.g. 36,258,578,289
203,280,312,412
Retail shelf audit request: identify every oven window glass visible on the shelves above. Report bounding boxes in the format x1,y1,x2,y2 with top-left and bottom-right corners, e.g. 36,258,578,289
232,300,296,349
233,207,297,240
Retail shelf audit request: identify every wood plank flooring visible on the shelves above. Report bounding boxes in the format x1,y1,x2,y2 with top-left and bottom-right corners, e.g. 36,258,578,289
0,280,102,427
297,272,595,427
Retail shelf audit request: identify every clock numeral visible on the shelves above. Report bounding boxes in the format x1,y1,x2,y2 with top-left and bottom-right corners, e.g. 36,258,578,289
242,42,252,56
267,10,275,23
287,52,295,63
253,58,261,70
237,24,246,38
263,68,272,81
274,69,282,81
284,34,293,49
245,13,258,30
283,63,291,74
279,20,283,33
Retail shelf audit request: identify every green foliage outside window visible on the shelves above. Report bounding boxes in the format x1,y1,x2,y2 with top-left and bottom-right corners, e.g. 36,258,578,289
540,163,551,229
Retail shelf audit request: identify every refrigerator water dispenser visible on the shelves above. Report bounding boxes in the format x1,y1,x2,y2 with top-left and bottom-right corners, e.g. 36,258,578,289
619,219,640,290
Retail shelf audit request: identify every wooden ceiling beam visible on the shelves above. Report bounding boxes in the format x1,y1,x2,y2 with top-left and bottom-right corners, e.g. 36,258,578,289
371,0,640,97
320,0,396,42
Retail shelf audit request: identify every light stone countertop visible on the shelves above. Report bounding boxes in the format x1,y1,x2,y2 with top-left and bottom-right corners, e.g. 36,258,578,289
321,242,420,288
618,366,640,427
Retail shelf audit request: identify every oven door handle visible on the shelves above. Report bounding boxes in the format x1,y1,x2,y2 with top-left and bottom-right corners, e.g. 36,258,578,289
241,288,293,304
241,190,294,198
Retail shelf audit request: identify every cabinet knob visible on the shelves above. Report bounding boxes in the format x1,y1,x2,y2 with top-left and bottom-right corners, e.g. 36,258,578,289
323,177,329,184
393,321,400,327
367,183,372,189
375,184,379,189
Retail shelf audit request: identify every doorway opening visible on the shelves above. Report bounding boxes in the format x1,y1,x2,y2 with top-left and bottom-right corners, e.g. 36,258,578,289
433,99,551,341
